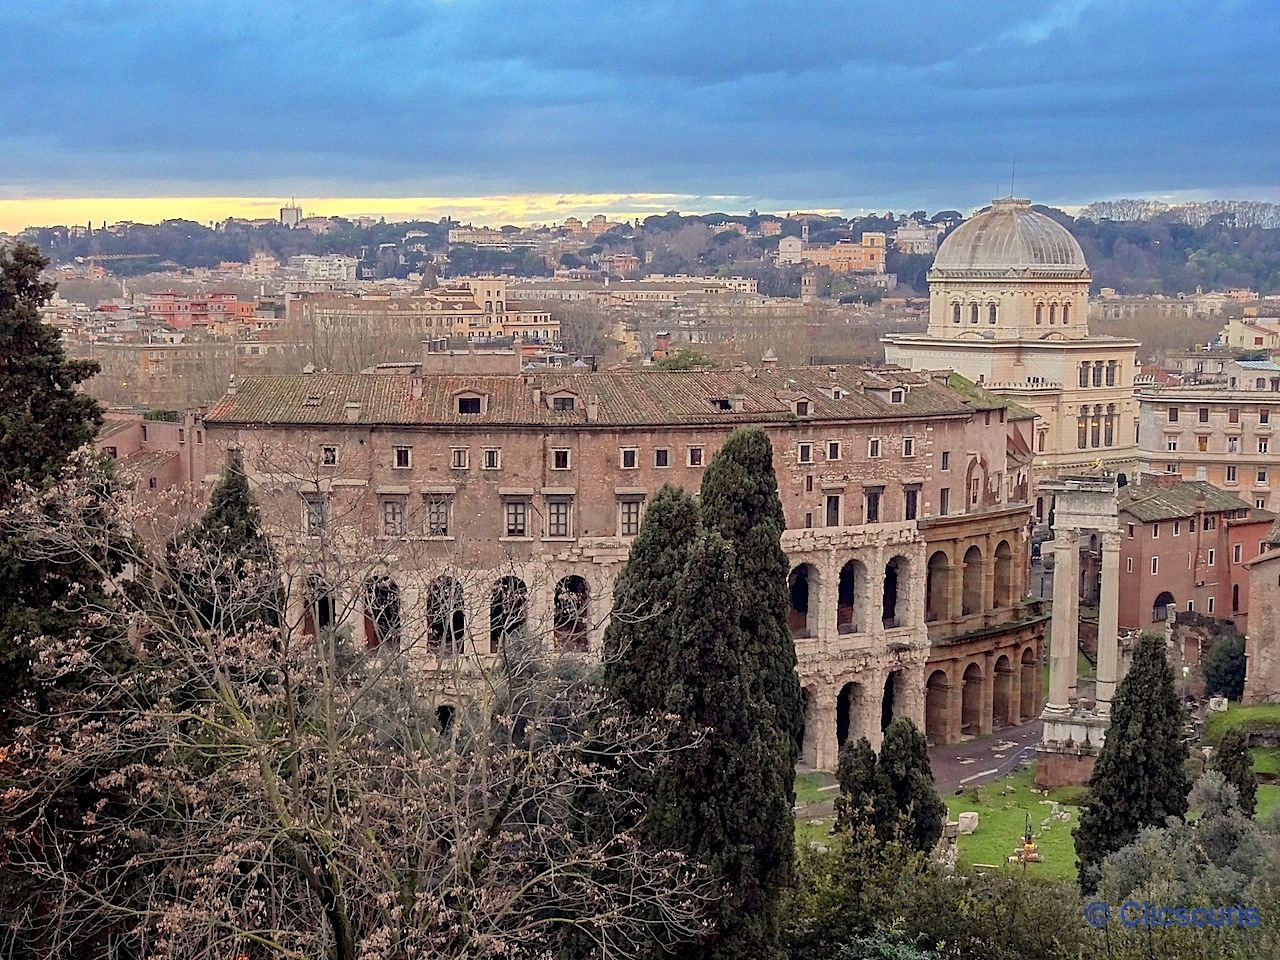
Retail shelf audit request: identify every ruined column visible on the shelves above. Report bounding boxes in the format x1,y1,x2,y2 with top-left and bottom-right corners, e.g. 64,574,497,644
979,652,995,735
1046,528,1079,715
1096,530,1122,715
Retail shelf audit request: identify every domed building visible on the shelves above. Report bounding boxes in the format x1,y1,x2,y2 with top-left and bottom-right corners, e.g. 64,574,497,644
884,198,1139,506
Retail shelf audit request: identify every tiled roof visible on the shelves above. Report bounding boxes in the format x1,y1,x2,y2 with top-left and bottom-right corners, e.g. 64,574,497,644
97,418,137,440
1119,479,1270,523
206,366,988,429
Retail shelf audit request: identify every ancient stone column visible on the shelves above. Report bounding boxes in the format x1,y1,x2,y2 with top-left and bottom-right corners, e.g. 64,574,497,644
1045,528,1079,715
1096,530,1122,715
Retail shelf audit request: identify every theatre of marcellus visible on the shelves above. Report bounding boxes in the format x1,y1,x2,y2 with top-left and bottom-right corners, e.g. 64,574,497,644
202,200,1159,772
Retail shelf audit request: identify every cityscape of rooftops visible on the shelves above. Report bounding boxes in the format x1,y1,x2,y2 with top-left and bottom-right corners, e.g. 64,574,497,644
4,3,1280,960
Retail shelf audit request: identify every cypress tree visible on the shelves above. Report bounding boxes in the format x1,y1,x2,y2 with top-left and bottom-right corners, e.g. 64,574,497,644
877,717,946,854
689,427,802,960
1209,727,1257,817
602,484,700,714
834,736,890,836
1074,633,1190,892
0,241,106,737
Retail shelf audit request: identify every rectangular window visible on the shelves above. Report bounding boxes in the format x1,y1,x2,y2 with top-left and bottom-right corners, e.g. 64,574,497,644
1208,548,1216,566
458,396,482,414
864,488,882,523
1229,408,1240,424
1173,521,1181,536
827,440,841,461
1199,407,1210,423
393,446,412,469
621,448,638,469
425,495,451,536
140,425,148,441
552,396,575,412
483,448,501,470
688,446,704,467
451,448,469,470
1259,497,1269,509
902,436,915,457
1168,407,1179,422
547,499,573,538
655,448,669,467
868,438,881,458
904,486,919,521
805,475,813,492
619,498,643,536
1229,437,1240,454
1151,557,1159,575
939,487,950,516
1152,523,1160,539
1197,436,1208,452
504,499,529,537
321,445,338,466
1261,439,1271,454
1126,557,1133,573
941,450,951,471
552,449,571,470
1128,523,1135,539
798,443,813,464
1262,408,1271,425
1227,465,1238,483
825,494,841,527
303,494,327,533
970,477,980,505
1234,543,1244,563
381,498,405,536
1260,469,1269,484
804,511,813,528
1208,596,1215,613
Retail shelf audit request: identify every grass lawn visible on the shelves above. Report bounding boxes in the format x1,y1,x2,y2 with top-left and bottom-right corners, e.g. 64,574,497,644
944,765,1082,881
795,770,837,807
1204,702,1280,741
1257,784,1280,820
1252,746,1280,776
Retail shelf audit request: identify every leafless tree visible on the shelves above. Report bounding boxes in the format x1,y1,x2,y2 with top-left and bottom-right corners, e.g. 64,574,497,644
0,449,712,960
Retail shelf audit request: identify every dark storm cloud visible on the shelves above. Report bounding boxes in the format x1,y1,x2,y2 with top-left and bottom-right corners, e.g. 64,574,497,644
2,0,1276,208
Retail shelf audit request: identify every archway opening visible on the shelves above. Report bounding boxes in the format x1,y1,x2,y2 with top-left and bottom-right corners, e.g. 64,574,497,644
1020,647,1038,720
961,662,984,735
837,560,862,634
363,576,401,650
554,576,591,651
837,681,862,749
882,557,903,627
789,564,817,638
962,545,983,616
1153,590,1176,623
490,576,527,652
925,670,949,745
436,704,456,735
926,551,949,622
304,575,336,637
427,576,466,653
993,654,1013,728
881,670,903,732
994,540,1014,609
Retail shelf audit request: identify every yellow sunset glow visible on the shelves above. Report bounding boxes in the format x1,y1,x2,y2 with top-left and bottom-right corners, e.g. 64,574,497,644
0,193,783,234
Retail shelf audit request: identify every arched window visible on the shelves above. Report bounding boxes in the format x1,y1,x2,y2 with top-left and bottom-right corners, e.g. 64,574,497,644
1049,303,1057,324
952,302,961,324
1035,303,1043,324
970,303,979,324
1062,302,1070,324
988,303,997,324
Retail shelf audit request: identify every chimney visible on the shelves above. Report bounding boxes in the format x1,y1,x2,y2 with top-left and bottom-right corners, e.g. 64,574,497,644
586,393,599,423
411,376,423,400
226,374,237,396
532,386,542,407
344,402,361,423
761,348,778,369
654,330,671,359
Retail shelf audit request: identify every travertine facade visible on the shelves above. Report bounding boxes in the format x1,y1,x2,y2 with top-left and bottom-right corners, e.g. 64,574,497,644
204,364,1047,768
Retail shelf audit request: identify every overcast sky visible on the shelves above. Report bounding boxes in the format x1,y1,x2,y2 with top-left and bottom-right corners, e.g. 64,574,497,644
2,0,1277,227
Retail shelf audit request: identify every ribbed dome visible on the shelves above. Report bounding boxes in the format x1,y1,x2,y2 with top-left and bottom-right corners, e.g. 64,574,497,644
931,198,1088,275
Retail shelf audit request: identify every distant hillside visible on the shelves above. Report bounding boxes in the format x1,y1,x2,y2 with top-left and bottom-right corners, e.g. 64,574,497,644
1078,199,1280,229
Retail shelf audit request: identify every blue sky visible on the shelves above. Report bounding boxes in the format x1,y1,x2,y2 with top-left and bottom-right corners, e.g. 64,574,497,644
2,0,1277,225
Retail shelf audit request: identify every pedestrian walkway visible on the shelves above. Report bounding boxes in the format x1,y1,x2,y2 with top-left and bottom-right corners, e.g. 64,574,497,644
929,719,1043,793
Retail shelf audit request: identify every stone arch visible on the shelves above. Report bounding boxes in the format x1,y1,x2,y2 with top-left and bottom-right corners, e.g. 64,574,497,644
962,544,984,616
554,575,591,651
926,550,950,622
882,555,908,627
1153,589,1175,623
788,563,820,638
799,687,818,766
1020,646,1038,720
837,560,865,634
837,681,865,749
925,669,950,745
363,576,401,650
994,539,1015,608
961,661,984,735
490,575,527,652
993,654,1014,728
882,669,905,732
427,576,466,653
